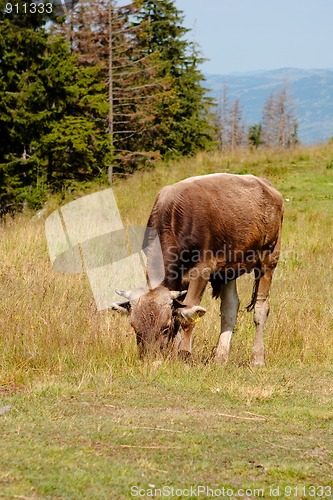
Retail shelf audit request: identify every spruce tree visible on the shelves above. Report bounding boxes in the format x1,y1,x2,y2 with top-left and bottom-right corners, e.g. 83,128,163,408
0,0,51,212
0,0,111,213
136,0,215,157
57,0,169,170
60,0,215,166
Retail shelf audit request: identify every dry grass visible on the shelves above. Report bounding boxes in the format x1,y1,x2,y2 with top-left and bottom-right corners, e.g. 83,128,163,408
1,144,332,388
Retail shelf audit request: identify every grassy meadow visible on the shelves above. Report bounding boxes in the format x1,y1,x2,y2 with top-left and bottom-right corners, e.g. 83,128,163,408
0,144,333,498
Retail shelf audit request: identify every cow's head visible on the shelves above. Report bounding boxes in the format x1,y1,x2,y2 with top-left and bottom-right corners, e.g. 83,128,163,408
110,286,206,356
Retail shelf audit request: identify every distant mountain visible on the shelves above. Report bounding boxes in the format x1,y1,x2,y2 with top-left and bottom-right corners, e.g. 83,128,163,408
205,68,333,144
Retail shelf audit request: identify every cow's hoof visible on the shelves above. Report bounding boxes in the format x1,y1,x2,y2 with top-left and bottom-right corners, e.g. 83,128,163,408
178,350,194,364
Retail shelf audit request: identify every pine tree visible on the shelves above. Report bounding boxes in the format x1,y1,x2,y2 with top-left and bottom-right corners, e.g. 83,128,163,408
248,124,263,149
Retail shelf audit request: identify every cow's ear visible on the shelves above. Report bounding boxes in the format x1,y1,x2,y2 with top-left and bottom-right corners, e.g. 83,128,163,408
175,305,206,323
110,301,131,314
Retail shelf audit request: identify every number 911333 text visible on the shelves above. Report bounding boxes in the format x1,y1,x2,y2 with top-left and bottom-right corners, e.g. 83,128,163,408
5,3,53,14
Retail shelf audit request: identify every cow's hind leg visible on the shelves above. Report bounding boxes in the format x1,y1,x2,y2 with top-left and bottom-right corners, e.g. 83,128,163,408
215,280,239,364
252,268,274,366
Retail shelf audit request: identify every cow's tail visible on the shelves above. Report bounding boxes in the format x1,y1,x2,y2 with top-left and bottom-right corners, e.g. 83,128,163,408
246,267,261,312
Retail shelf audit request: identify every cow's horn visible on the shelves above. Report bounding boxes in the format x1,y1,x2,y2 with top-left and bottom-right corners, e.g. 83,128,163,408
115,288,147,301
115,289,132,300
170,290,187,299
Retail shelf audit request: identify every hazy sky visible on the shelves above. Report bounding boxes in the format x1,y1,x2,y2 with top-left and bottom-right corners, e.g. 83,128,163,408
174,0,333,74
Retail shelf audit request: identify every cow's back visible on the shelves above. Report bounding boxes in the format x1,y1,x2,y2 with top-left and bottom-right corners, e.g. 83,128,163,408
146,173,284,288
148,173,283,247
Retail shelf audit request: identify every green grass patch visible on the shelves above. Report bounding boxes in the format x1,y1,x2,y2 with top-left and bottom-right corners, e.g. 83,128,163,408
1,365,333,498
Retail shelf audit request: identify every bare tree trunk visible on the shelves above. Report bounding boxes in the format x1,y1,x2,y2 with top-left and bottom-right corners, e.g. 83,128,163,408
262,84,298,148
108,0,113,184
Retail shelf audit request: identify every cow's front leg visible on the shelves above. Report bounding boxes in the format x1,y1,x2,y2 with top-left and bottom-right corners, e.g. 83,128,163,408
252,268,273,366
215,280,239,364
177,273,208,358
178,323,195,361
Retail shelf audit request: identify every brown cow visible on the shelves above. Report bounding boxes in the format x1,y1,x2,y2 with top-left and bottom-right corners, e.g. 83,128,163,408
111,173,284,365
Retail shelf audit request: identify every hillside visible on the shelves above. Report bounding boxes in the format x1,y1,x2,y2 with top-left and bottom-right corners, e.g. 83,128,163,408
205,68,333,144
1,145,333,497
